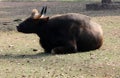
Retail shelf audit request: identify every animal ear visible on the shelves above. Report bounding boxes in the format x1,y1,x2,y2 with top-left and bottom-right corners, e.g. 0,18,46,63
31,9,41,19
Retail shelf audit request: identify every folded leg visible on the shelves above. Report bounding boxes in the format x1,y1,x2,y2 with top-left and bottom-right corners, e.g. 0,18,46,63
51,39,77,54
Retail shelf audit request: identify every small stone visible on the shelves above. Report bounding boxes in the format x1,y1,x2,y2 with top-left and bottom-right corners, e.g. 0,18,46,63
33,49,38,51
79,68,82,71
22,75,26,77
8,45,14,48
27,60,30,63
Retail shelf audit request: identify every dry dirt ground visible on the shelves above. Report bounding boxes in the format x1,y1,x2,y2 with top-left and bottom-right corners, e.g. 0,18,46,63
0,2,86,31
0,1,120,78
0,1,120,31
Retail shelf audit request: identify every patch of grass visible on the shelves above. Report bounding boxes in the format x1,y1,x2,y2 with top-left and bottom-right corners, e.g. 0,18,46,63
0,31,43,55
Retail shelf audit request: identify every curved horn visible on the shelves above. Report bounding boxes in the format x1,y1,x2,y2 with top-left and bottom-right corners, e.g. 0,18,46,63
43,6,47,15
40,6,47,17
40,6,45,15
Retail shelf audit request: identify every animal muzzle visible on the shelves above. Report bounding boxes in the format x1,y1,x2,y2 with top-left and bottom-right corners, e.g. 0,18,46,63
16,26,22,32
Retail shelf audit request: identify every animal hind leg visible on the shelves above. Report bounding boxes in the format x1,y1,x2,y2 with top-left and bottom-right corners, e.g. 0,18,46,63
51,40,77,54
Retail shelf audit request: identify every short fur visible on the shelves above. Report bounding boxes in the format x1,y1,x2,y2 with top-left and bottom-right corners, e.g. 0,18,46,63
17,13,103,54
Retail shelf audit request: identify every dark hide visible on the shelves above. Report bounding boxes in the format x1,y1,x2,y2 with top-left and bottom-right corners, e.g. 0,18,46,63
17,13,103,54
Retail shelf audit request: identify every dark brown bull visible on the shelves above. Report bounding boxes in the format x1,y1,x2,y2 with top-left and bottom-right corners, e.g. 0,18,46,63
17,6,103,54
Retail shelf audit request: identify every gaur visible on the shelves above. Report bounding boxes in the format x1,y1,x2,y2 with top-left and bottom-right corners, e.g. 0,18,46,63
17,6,103,54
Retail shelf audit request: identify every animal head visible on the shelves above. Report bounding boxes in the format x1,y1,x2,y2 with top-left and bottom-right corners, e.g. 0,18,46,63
17,6,49,33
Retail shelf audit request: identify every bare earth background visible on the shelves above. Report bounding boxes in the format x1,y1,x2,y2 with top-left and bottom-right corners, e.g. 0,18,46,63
0,1,120,78
0,1,120,31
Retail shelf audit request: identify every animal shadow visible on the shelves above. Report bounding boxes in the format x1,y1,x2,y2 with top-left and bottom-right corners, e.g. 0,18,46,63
0,52,52,59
